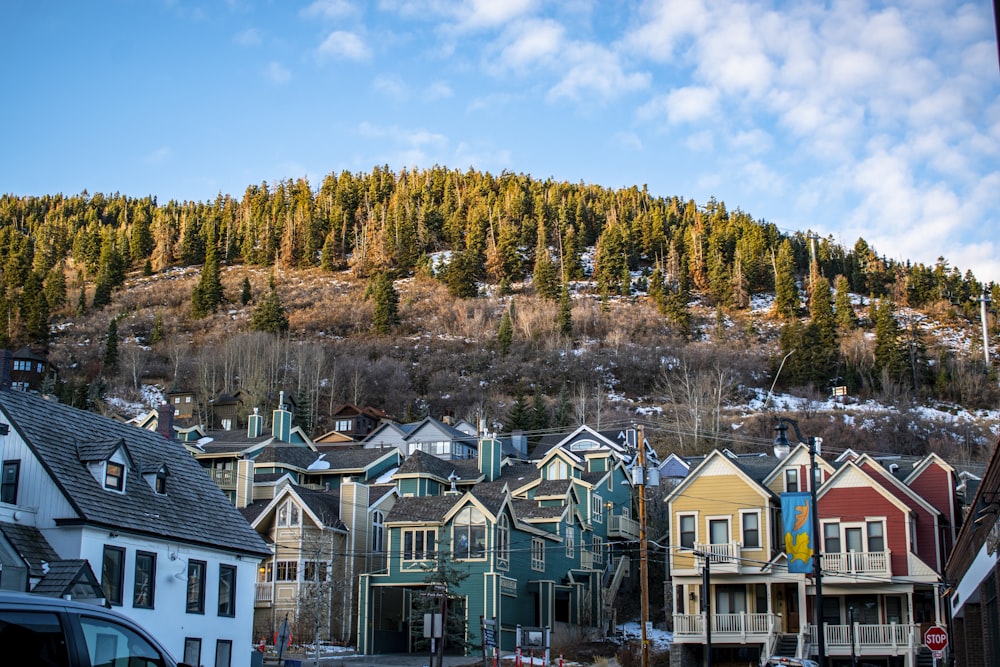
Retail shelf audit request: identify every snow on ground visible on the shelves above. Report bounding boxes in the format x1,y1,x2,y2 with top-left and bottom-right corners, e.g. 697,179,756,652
619,620,673,651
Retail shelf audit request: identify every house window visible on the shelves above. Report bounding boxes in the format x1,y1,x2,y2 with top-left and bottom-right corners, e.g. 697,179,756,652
403,529,436,561
185,396,192,403
784,469,798,493
101,545,126,606
566,527,575,558
531,538,545,572
709,518,730,552
453,507,486,559
371,510,385,553
218,564,236,617
105,461,125,491
335,419,352,432
547,459,568,480
1,460,19,505
679,514,696,549
592,494,604,524
275,561,298,581
304,561,328,581
154,469,167,494
186,560,207,614
259,562,273,582
497,515,510,570
133,551,156,609
174,397,182,405
183,638,202,666
277,500,300,527
824,522,841,553
215,639,233,667
867,521,885,552
741,511,761,549
593,535,604,564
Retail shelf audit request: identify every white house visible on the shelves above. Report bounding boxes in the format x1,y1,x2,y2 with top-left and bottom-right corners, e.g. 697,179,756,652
0,388,271,667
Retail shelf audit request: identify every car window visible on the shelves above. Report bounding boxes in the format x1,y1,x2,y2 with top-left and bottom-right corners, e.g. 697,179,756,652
0,610,71,667
79,615,167,667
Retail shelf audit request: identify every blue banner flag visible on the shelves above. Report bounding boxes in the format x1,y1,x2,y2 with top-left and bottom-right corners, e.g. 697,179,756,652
781,492,814,573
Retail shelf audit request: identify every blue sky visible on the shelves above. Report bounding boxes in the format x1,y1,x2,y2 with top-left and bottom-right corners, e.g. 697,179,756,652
3,1,999,283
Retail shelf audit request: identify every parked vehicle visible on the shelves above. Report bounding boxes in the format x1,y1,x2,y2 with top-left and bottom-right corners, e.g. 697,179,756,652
0,590,192,667
765,658,820,667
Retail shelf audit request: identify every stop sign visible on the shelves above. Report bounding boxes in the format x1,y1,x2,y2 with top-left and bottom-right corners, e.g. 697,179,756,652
924,625,948,651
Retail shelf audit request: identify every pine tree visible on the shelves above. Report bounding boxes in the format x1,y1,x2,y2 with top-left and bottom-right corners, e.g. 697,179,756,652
190,226,223,318
558,282,573,338
407,554,473,655
594,222,629,296
773,239,799,319
250,274,290,334
497,309,513,356
103,318,119,371
529,391,549,433
149,311,165,345
553,384,573,428
240,276,252,306
806,275,838,383
43,265,67,312
505,392,532,431
873,299,907,386
443,251,479,299
834,275,857,330
20,271,50,346
532,220,559,300
365,271,400,334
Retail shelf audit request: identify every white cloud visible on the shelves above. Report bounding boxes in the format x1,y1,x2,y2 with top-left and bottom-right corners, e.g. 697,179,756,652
495,18,564,70
143,147,171,164
373,74,407,99
233,28,261,46
422,81,454,101
454,0,536,30
316,30,371,61
612,131,643,152
547,43,649,102
623,0,708,62
264,61,292,84
301,0,356,19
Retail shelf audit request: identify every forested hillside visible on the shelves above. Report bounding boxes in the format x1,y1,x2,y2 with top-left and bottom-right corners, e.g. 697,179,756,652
1,166,997,460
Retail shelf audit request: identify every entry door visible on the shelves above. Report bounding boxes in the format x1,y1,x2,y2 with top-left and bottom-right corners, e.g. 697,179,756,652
783,584,799,632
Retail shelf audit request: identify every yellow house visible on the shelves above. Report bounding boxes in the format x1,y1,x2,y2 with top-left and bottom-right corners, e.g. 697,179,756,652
667,450,787,666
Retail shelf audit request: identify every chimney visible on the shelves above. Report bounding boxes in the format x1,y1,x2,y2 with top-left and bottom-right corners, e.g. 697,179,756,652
478,436,502,482
234,458,255,509
156,402,174,440
248,408,263,438
511,430,528,458
272,391,292,442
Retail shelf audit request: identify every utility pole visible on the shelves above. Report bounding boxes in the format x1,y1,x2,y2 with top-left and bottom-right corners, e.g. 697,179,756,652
979,287,992,366
637,424,650,667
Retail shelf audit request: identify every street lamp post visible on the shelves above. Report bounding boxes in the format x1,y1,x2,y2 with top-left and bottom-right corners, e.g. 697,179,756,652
773,418,825,667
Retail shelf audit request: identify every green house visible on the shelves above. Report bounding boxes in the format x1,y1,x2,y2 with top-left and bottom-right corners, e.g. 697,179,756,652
357,431,637,656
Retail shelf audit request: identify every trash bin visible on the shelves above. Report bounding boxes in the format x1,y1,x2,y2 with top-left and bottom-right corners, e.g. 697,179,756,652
249,651,264,667
284,660,302,667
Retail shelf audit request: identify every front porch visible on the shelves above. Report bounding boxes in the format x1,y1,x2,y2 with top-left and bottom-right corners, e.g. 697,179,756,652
810,623,920,658
672,612,779,644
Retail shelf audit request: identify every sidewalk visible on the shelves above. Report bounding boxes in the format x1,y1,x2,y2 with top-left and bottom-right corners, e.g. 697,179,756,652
265,652,620,667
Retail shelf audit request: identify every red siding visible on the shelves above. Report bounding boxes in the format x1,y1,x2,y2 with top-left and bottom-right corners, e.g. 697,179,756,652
907,463,956,559
860,462,941,571
819,486,909,576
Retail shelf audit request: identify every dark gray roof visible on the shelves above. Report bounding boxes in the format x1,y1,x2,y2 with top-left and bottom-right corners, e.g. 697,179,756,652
295,487,347,530
76,438,126,463
30,559,102,599
733,457,780,485
0,389,269,557
535,479,573,497
511,499,566,520
469,481,508,517
0,523,60,577
254,443,321,468
386,495,459,522
312,448,396,471
395,450,482,482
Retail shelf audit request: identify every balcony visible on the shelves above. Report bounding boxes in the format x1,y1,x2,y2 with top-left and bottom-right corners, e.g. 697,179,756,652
208,468,237,489
810,623,918,657
580,549,594,570
693,541,742,573
672,612,779,644
820,550,891,579
607,515,640,540
255,583,273,607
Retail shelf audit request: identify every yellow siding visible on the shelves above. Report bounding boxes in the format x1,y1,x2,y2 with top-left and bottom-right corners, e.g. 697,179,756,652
673,475,766,569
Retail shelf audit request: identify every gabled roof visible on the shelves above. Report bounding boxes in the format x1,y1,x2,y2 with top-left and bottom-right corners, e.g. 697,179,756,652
393,449,482,483
904,452,956,485
818,461,916,517
760,443,834,487
0,389,270,557
76,437,132,465
30,559,103,599
385,495,460,523
666,449,774,504
0,523,60,577
854,454,941,517
306,448,399,473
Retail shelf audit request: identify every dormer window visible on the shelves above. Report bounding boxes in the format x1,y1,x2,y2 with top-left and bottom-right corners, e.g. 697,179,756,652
144,465,169,495
105,461,125,491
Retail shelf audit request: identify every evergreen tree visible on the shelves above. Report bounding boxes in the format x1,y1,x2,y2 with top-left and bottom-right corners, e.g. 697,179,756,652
593,222,629,296
532,220,559,300
529,391,549,434
43,265,67,312
240,276,253,306
76,285,87,316
497,309,513,356
873,299,907,385
0,288,9,349
442,251,480,299
773,239,799,318
806,275,838,383
552,384,573,428
834,274,858,330
103,317,119,371
250,274,290,334
505,392,533,431
407,554,473,655
190,228,224,318
149,311,165,345
558,282,573,338
20,271,50,346
365,271,400,334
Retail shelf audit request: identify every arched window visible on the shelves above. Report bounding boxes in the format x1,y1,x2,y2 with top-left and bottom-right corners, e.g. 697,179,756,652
453,506,486,559
497,515,510,569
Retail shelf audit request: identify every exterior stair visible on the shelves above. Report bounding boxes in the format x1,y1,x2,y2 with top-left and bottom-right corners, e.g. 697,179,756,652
775,633,799,657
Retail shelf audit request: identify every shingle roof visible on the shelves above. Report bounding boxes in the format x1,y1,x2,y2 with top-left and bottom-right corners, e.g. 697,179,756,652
386,495,459,522
295,487,347,530
254,443,321,468
0,523,60,577
0,389,270,557
511,499,566,520
310,448,395,471
30,559,102,598
395,450,482,481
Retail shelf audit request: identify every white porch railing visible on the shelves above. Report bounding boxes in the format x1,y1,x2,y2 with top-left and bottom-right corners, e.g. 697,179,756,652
820,550,891,577
811,623,919,655
673,613,778,642
580,549,594,570
608,515,640,540
255,583,273,606
209,468,237,488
